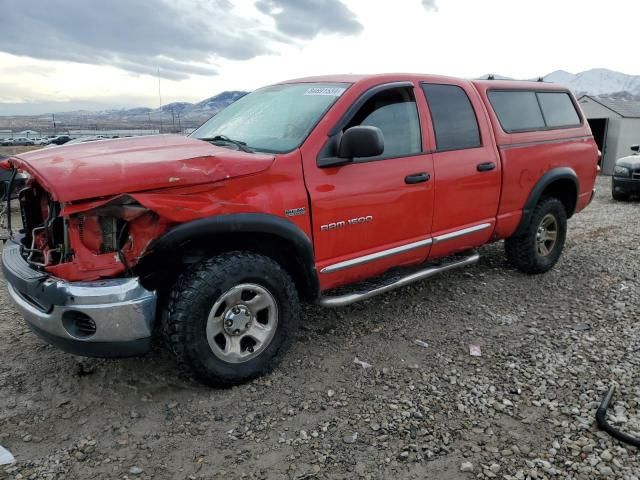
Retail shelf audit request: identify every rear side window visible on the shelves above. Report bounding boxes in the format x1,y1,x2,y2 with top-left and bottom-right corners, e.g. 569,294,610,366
537,92,581,128
488,90,581,132
421,84,481,151
488,91,545,132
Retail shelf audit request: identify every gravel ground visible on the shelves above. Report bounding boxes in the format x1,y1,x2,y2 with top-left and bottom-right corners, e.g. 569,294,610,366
1,176,640,480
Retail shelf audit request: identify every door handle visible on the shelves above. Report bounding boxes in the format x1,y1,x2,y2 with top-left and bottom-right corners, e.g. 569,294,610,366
477,162,496,172
405,172,430,184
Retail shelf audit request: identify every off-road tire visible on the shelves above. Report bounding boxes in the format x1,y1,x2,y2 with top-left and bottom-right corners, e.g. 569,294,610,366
505,197,567,274
162,252,300,387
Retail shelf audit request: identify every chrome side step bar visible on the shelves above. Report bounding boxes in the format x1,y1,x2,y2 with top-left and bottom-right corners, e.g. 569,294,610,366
317,252,479,308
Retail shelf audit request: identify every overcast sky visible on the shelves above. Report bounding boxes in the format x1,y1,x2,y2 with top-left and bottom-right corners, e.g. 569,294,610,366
0,0,637,115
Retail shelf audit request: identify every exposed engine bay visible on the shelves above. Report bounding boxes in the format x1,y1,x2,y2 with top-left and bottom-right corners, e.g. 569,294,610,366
13,179,170,281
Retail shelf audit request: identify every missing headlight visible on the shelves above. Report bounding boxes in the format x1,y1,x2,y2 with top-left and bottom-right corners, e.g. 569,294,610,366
77,215,129,254
100,216,118,253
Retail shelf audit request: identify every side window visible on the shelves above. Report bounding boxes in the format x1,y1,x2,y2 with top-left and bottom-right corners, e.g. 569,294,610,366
487,90,581,132
344,87,421,159
487,91,545,132
421,84,481,151
537,92,581,128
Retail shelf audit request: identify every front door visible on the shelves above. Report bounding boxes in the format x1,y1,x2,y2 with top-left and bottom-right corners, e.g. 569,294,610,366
301,83,435,290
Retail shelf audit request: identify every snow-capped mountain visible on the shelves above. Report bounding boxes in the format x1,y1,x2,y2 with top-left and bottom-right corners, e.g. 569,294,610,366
543,69,640,96
150,91,248,119
479,68,640,97
8,90,252,131
477,73,514,81
193,91,247,113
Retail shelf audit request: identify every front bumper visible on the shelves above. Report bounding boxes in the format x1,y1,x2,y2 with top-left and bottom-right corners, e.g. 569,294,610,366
612,177,640,195
2,239,156,357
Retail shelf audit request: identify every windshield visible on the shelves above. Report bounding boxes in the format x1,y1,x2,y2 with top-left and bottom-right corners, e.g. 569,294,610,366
191,82,349,153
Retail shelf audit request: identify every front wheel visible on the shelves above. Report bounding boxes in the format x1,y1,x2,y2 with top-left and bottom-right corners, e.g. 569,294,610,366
505,197,567,274
612,182,630,201
162,252,300,386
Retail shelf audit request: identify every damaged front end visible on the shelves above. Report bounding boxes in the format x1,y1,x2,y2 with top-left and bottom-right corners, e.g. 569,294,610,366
1,161,161,357
16,181,170,281
0,134,277,359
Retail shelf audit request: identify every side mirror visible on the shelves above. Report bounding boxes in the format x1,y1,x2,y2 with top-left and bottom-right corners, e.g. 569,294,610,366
631,144,640,153
317,126,384,168
338,126,384,159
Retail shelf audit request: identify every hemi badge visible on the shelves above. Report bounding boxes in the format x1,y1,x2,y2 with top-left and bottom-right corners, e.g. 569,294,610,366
285,207,306,217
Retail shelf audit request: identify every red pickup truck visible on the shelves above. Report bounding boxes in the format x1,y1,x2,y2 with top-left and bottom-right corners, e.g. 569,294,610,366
2,74,598,385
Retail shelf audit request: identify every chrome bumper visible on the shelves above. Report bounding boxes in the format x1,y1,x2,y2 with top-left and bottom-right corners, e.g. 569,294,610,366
2,239,156,357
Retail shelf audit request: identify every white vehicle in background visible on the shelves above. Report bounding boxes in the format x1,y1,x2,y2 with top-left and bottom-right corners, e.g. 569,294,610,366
10,138,34,146
63,136,110,146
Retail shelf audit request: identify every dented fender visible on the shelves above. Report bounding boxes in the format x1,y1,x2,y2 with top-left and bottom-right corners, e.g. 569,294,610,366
135,212,320,299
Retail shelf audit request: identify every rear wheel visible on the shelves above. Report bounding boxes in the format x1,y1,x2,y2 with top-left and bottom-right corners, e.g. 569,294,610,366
162,252,300,386
505,197,567,274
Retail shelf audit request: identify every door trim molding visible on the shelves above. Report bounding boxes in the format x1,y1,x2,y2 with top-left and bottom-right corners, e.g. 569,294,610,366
432,223,491,244
320,238,432,273
320,222,491,274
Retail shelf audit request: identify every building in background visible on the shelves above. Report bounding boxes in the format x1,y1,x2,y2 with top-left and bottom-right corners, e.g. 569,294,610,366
16,130,41,138
578,95,640,175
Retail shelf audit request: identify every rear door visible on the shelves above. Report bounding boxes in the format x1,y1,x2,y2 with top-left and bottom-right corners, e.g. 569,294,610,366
420,82,501,258
301,82,435,290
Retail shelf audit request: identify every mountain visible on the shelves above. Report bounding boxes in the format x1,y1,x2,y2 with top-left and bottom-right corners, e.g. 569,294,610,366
158,91,247,117
123,107,153,115
140,91,249,120
477,73,514,81
160,102,192,115
543,69,640,96
481,68,640,98
193,91,247,112
0,90,251,132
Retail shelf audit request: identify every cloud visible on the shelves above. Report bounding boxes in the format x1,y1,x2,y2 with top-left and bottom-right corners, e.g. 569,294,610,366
0,0,273,80
0,64,56,77
0,78,200,115
422,0,439,12
255,0,363,39
0,0,364,80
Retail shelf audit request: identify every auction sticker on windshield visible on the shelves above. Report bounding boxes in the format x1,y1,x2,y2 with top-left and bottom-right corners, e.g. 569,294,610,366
304,87,346,96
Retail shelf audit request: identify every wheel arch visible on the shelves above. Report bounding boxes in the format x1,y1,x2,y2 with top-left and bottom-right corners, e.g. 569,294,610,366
135,213,319,301
514,167,579,237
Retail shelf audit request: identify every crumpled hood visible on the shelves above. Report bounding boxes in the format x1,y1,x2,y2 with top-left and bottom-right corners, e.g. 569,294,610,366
12,134,274,202
616,154,640,169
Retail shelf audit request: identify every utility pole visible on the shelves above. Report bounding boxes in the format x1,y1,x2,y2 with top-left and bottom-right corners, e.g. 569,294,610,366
158,68,163,134
52,113,57,134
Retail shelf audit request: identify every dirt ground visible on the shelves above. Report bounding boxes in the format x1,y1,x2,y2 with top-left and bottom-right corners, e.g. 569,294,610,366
1,176,640,480
0,146,43,157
